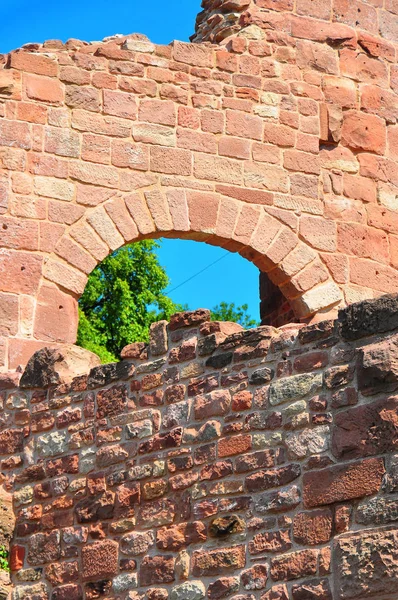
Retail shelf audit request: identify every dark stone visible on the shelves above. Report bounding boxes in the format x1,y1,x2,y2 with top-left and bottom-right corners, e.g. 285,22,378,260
209,515,245,537
75,492,115,523
249,367,274,385
206,352,233,369
298,320,336,345
357,336,398,395
339,294,398,341
88,362,134,388
20,348,66,389
332,397,398,460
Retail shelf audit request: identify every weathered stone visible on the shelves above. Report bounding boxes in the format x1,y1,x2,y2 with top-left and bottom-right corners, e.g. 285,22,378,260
356,496,398,526
269,374,322,406
303,458,385,508
357,337,398,394
332,397,398,460
149,320,168,355
339,295,398,341
170,581,205,600
285,426,330,459
169,310,210,331
20,346,100,388
139,556,175,586
335,526,398,598
293,510,333,545
81,540,118,581
192,545,246,576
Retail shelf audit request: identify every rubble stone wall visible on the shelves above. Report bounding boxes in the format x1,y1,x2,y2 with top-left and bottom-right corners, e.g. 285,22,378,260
1,299,398,600
0,0,398,368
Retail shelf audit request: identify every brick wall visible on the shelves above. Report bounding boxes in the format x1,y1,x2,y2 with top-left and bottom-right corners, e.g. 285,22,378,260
0,0,398,369
1,297,398,600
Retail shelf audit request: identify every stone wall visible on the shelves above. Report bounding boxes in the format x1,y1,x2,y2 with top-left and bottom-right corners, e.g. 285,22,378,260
0,0,398,368
1,298,398,600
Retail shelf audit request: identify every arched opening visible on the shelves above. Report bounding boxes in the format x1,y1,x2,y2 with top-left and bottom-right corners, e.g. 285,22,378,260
75,235,297,363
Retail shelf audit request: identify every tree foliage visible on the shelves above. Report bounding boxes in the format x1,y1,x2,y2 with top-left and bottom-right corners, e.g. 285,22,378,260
77,240,258,363
77,240,180,362
211,302,258,329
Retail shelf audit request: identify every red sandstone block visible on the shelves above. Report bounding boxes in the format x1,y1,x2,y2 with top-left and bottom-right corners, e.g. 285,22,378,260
341,111,386,155
10,545,25,571
367,204,398,233
350,257,398,293
178,106,200,129
45,126,80,158
0,119,30,150
177,128,217,154
173,41,213,67
103,89,137,120
111,140,149,171
0,250,42,294
11,50,58,76
0,293,18,336
139,98,176,126
0,69,22,99
388,125,398,161
17,102,47,124
60,66,91,85
82,134,110,164
284,150,320,175
343,173,376,203
65,85,101,112
82,540,118,580
296,0,331,19
303,458,385,508
150,146,191,175
218,435,251,458
216,51,238,72
201,109,224,133
340,48,388,85
263,123,296,147
187,191,219,233
93,71,117,90
226,109,263,140
270,549,318,582
300,215,337,251
337,222,389,263
25,74,64,104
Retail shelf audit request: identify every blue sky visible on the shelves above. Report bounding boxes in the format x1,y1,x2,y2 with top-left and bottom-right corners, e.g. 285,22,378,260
0,0,261,322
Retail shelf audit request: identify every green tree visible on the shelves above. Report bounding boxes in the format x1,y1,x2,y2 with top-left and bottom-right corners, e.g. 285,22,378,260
77,240,180,363
211,302,259,329
77,240,259,363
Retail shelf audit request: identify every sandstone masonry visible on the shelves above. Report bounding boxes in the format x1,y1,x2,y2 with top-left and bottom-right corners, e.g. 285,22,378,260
0,298,396,599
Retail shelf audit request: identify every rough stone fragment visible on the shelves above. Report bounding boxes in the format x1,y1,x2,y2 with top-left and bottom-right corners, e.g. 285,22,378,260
169,309,210,331
192,545,246,576
270,549,318,582
357,337,398,394
81,540,118,581
335,526,398,598
170,581,205,600
339,295,398,340
332,397,398,460
20,346,100,388
285,426,329,459
303,458,385,508
293,510,333,545
269,374,322,406
149,321,168,355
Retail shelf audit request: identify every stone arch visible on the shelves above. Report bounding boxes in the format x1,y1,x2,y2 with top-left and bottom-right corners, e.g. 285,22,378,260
1,0,398,369
34,182,341,349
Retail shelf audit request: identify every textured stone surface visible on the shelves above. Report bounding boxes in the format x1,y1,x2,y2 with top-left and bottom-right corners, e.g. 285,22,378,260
334,526,398,598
